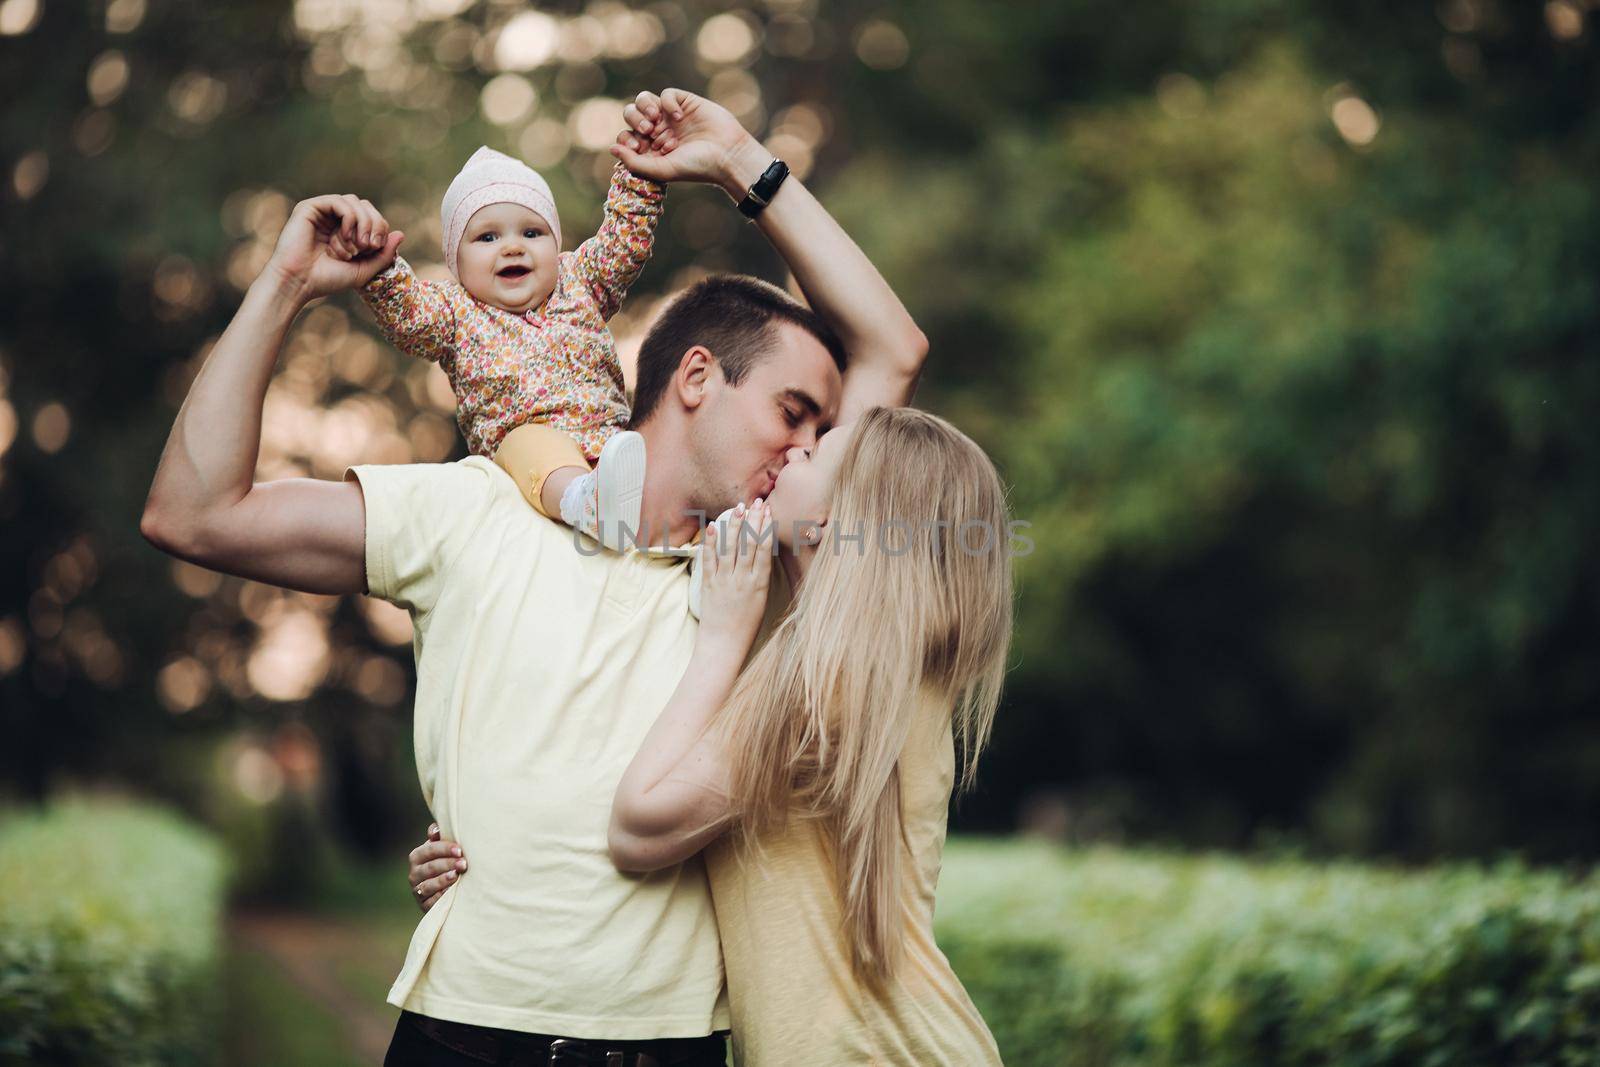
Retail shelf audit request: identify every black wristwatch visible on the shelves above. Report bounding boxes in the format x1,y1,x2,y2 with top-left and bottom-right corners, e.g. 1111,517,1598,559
737,158,790,220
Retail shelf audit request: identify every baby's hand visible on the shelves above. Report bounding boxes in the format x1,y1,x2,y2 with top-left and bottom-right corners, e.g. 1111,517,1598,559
612,89,752,186
620,88,692,154
327,199,395,263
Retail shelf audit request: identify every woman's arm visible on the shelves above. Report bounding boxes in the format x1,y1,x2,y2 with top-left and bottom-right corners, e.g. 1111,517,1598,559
606,642,743,872
609,502,774,872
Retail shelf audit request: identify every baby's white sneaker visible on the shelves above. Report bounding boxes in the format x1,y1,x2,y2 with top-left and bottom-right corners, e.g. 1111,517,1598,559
560,431,646,551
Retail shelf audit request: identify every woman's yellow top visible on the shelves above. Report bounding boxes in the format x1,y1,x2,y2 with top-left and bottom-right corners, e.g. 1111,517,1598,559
706,693,1003,1066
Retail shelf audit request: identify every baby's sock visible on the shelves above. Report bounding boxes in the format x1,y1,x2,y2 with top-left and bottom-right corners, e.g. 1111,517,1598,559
559,431,647,550
559,471,600,539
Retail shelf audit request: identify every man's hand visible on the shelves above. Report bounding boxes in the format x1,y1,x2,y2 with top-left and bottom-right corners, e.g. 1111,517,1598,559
264,194,404,302
408,823,467,913
612,85,927,421
611,89,767,197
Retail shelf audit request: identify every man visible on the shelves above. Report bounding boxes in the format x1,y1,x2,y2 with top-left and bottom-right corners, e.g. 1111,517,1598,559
141,91,926,1065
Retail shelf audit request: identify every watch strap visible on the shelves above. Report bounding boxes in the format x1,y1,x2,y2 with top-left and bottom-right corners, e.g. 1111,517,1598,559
737,159,790,220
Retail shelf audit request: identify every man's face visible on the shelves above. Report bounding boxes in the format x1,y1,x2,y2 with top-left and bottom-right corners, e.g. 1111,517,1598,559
689,321,843,516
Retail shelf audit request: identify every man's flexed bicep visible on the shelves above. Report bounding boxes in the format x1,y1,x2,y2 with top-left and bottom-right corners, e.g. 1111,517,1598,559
144,459,497,607
147,477,369,596
141,193,397,597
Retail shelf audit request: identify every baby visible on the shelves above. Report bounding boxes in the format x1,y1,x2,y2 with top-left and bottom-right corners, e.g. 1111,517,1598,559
355,147,659,553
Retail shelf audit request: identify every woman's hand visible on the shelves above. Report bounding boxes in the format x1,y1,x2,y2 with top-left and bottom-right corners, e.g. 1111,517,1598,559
263,194,404,302
695,499,774,656
407,823,467,912
611,89,767,196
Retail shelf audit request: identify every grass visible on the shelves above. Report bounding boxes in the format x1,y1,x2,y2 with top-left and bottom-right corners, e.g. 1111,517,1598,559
22,824,1582,1067
223,940,365,1067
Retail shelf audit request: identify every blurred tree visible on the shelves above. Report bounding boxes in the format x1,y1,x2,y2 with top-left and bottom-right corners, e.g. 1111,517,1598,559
828,5,1600,858
2,0,1597,865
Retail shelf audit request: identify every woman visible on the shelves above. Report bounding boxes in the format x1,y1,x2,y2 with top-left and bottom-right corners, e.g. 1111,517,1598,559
415,407,1013,1063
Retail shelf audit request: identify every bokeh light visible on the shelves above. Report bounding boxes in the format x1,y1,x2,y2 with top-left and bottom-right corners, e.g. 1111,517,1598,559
359,597,414,645
231,743,285,804
31,402,70,454
0,0,41,36
569,96,627,150
1546,0,1585,41
353,654,407,705
480,73,538,126
87,52,131,108
697,12,760,66
10,9,1600,1063
104,0,146,33
854,19,910,70
0,400,16,459
245,601,331,702
494,10,560,70
1329,92,1380,147
72,111,115,157
170,560,224,599
11,151,47,200
158,656,212,713
167,71,228,126
518,117,572,167
0,617,24,675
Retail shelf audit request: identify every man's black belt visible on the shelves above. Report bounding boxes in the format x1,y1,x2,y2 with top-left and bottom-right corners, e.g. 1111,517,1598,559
401,1010,726,1067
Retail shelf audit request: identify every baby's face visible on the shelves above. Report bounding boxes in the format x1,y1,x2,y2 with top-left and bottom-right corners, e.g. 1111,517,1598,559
455,202,558,314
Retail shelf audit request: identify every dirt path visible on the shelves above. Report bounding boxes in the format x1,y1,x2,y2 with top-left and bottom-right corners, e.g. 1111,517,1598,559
233,911,404,1063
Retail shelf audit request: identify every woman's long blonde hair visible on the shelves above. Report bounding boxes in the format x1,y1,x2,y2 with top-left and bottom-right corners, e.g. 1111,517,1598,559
721,406,1015,986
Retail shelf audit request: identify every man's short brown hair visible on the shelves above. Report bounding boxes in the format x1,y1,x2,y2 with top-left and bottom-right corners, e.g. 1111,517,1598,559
628,275,847,427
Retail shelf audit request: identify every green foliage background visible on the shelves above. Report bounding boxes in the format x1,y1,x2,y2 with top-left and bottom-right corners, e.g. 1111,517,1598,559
1,0,1597,867
14,798,1600,1067
936,839,1600,1066
0,800,228,1065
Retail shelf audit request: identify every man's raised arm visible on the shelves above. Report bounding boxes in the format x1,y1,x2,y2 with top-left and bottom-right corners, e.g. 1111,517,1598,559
613,90,928,423
140,195,403,595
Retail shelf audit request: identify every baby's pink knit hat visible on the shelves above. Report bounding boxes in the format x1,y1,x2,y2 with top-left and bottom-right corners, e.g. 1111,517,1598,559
439,146,561,278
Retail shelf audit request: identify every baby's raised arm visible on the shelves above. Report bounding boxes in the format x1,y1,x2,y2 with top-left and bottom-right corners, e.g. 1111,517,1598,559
570,163,666,321
325,196,472,367
361,255,474,367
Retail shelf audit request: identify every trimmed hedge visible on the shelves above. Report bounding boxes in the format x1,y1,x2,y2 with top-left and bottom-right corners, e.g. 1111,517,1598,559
9,808,1595,1065
0,799,229,1066
936,840,1600,1067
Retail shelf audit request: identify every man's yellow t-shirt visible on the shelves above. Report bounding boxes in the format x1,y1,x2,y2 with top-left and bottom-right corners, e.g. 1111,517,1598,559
348,456,730,1039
